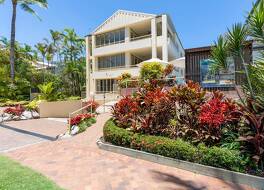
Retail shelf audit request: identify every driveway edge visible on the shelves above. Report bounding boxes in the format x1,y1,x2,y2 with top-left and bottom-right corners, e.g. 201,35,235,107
97,137,264,190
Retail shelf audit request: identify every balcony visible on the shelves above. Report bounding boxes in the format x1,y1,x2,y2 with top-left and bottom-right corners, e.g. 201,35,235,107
131,34,151,41
92,65,140,79
93,36,163,57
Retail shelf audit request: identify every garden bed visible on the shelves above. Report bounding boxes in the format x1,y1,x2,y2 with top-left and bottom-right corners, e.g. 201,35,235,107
101,119,264,189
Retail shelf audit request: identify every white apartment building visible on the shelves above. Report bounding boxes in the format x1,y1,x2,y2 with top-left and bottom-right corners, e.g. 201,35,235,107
85,10,184,98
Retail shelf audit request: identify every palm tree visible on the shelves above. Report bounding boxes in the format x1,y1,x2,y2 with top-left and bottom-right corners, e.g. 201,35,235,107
0,0,48,82
35,42,47,67
210,35,229,73
50,30,62,62
247,0,264,44
226,23,254,98
43,38,54,68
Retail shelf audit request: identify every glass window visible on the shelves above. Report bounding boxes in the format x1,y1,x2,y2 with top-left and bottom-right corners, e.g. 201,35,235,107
97,53,125,70
110,32,115,44
95,28,125,47
120,29,125,41
96,79,117,93
115,31,120,42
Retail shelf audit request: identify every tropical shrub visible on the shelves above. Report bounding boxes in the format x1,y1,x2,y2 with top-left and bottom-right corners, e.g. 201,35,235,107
112,96,139,128
78,117,96,133
25,99,40,112
140,62,164,82
69,113,96,134
167,81,206,143
38,82,58,101
236,97,264,170
132,88,174,135
4,105,25,116
246,58,264,99
69,113,95,126
117,72,138,88
198,91,240,145
104,119,246,172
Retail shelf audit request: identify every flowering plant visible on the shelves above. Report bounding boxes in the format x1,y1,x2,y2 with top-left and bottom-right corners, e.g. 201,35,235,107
4,105,25,116
69,113,95,126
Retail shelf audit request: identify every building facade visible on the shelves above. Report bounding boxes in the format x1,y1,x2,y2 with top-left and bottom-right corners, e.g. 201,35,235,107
85,10,184,98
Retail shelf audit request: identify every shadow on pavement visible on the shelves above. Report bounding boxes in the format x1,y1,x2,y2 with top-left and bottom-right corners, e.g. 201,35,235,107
0,123,56,141
151,170,207,190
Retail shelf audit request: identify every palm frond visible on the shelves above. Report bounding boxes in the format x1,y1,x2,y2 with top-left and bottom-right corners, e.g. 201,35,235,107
21,0,48,8
247,0,264,44
226,23,249,57
210,35,229,72
20,3,40,20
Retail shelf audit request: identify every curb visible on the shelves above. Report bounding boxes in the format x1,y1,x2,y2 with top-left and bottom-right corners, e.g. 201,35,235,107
97,137,264,190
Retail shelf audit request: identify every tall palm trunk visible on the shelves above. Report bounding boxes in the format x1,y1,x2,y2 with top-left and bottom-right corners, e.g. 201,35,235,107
10,0,17,82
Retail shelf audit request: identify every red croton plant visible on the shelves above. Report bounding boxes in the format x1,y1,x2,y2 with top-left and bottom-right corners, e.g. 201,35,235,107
4,105,25,116
199,91,240,145
70,113,95,126
111,96,139,128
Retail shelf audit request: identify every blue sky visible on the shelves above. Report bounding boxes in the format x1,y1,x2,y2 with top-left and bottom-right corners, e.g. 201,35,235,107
0,0,256,49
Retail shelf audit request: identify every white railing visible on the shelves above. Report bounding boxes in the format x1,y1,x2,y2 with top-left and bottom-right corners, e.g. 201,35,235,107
131,34,151,41
95,65,138,71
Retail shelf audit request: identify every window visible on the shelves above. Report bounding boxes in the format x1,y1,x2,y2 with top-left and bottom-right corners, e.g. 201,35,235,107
97,53,125,70
96,79,117,93
95,28,125,47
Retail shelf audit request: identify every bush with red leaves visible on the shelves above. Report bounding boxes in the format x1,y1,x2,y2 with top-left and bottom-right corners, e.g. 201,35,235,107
70,113,95,126
111,96,139,128
198,91,240,145
199,91,239,128
4,105,25,116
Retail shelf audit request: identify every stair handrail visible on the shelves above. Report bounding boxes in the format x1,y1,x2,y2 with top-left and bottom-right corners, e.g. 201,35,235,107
68,102,93,131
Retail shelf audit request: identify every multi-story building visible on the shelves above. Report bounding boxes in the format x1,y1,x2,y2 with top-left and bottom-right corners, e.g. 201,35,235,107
85,10,184,98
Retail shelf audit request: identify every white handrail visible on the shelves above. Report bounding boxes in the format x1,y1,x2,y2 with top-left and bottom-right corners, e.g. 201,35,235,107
68,103,93,130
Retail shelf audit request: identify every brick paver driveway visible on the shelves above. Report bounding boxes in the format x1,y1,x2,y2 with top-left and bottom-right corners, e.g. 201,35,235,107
3,113,255,190
0,119,66,152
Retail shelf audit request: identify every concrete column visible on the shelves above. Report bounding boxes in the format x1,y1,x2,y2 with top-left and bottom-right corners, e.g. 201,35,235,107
151,18,157,58
125,52,131,67
91,35,96,94
91,35,96,72
162,15,168,62
125,27,130,43
85,36,91,99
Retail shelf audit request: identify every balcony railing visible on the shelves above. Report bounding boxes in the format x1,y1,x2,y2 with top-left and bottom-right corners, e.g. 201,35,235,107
131,34,151,41
95,65,138,71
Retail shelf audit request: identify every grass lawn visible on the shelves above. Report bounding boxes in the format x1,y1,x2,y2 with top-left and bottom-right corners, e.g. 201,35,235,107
0,156,64,190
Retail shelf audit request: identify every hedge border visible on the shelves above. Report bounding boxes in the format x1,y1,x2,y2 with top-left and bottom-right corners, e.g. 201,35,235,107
97,138,264,190
99,119,264,190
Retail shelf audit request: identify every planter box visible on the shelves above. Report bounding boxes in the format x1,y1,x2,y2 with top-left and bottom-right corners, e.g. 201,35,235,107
39,100,82,118
97,138,264,190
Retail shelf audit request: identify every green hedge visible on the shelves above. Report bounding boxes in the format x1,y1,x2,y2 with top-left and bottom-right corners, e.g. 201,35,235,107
103,119,246,172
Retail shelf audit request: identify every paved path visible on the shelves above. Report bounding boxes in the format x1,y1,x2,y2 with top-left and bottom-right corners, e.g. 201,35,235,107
0,119,66,152
3,113,255,190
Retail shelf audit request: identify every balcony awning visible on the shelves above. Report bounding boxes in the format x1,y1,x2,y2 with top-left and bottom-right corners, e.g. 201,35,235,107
138,58,169,68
